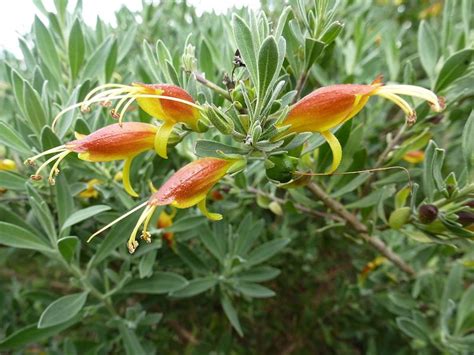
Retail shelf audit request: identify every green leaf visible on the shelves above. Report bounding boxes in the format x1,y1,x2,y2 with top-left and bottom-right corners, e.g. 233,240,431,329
0,222,51,251
105,39,118,81
62,205,111,231
0,171,27,191
55,174,75,228
0,316,80,350
245,238,290,267
442,263,463,314
257,36,279,102
237,266,280,282
170,276,217,298
434,49,474,92
418,20,439,79
121,272,188,294
331,173,370,198
119,324,147,355
166,215,206,233
29,193,56,241
198,225,225,262
38,292,88,328
235,282,275,298
23,80,47,135
456,284,474,333
195,139,247,158
68,18,85,80
396,317,429,341
176,242,210,274
82,36,114,80
304,37,325,69
232,14,258,85
91,216,136,265
0,121,31,155
34,16,62,81
57,236,79,263
138,249,157,278
462,111,474,181
234,214,264,256
221,294,243,337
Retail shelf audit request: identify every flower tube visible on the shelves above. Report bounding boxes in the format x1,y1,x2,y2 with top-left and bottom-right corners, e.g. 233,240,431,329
25,122,157,197
281,77,445,174
51,83,202,159
88,157,243,253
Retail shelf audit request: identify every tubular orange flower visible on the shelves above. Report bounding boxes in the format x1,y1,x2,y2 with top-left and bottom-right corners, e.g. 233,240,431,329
78,179,102,199
281,77,445,174
157,209,177,248
88,157,243,253
25,122,157,197
403,150,425,164
51,83,202,159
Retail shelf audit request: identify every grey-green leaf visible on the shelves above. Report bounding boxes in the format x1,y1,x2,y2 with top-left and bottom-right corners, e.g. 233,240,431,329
121,272,188,294
434,49,473,92
61,205,111,231
0,222,51,251
68,18,85,80
38,292,88,328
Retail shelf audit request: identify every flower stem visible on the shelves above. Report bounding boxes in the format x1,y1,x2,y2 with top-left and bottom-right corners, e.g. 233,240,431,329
192,71,232,102
306,181,416,276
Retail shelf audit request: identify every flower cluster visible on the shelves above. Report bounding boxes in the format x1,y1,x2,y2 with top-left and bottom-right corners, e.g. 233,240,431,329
25,77,444,253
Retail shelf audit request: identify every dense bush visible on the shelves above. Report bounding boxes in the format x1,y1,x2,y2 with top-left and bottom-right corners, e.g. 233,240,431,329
0,0,473,353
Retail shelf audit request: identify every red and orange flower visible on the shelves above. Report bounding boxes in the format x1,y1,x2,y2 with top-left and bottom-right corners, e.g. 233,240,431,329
25,122,157,196
51,83,203,159
88,157,244,253
281,77,445,174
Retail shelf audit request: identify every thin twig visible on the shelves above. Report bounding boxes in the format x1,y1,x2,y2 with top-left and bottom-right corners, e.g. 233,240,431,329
292,71,309,104
192,71,233,102
306,181,416,276
247,186,343,223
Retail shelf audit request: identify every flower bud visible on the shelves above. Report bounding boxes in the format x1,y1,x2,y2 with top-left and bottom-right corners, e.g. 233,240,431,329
389,207,411,230
418,204,439,224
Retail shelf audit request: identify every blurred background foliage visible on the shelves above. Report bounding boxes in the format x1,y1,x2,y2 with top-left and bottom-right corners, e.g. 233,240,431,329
0,0,473,353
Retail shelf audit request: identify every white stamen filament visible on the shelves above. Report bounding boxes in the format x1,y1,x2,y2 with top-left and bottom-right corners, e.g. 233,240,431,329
87,201,149,243
117,97,137,122
127,205,154,253
25,145,67,164
32,151,67,179
82,84,131,103
47,151,71,185
52,91,202,132
377,85,443,112
376,91,414,117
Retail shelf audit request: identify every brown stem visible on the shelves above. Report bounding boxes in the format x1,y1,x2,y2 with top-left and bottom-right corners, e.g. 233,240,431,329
306,181,416,276
192,71,233,102
292,71,309,104
247,186,343,223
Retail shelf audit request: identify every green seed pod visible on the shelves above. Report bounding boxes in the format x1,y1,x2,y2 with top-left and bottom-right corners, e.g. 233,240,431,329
388,207,411,230
269,201,283,216
265,155,298,183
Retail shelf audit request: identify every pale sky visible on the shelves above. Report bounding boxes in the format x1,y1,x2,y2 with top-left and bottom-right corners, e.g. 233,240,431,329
0,0,260,57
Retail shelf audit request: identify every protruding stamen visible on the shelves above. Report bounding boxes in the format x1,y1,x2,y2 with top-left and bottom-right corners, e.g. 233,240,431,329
31,151,68,181
127,205,153,254
24,145,67,165
376,85,444,112
87,201,148,243
47,151,71,185
141,206,156,243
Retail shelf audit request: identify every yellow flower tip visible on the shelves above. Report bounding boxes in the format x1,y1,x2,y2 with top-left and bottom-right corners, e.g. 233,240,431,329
403,150,425,164
0,159,17,171
320,130,342,175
